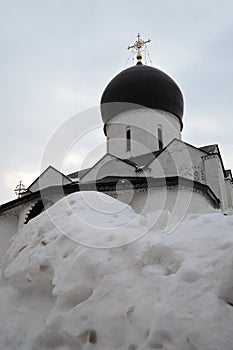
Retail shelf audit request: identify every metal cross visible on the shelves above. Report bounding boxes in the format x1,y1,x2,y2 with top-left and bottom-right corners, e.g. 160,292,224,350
128,33,151,63
14,180,26,198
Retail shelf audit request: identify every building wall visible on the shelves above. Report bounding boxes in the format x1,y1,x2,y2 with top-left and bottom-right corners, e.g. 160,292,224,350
225,179,233,209
105,108,181,158
80,154,138,182
203,155,229,211
29,167,71,192
231,184,233,209
147,139,207,183
0,213,18,260
17,202,37,229
116,186,216,219
81,138,232,213
17,193,66,230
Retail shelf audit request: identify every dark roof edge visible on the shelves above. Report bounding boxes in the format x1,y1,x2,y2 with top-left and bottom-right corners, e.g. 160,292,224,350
0,175,220,214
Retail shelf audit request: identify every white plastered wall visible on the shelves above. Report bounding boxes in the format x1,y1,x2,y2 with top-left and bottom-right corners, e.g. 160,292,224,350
80,154,138,182
0,212,18,260
225,179,233,209
81,139,212,188
147,139,207,183
116,186,215,218
17,202,37,230
29,167,71,193
203,155,228,211
105,108,181,159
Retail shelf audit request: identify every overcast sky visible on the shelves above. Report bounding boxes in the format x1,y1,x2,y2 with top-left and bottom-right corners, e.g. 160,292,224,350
0,0,233,203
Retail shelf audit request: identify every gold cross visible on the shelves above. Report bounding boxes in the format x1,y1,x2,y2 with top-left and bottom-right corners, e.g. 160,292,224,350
128,33,151,63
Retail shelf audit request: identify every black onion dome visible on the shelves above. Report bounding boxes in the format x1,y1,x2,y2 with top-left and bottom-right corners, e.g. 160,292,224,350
101,63,184,130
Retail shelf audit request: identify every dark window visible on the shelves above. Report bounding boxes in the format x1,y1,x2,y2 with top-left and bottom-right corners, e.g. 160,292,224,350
158,126,163,150
126,128,131,151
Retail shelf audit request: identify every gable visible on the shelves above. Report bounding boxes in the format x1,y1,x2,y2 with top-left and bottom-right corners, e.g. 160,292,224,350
80,153,137,182
28,166,72,192
148,139,207,183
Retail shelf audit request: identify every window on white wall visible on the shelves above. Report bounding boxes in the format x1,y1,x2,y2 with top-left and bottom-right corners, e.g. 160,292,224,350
158,125,163,150
126,128,131,152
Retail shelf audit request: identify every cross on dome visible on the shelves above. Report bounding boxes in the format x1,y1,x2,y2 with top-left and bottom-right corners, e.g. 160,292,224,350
128,33,151,64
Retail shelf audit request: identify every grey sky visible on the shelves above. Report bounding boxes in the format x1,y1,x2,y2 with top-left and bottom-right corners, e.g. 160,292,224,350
0,0,233,202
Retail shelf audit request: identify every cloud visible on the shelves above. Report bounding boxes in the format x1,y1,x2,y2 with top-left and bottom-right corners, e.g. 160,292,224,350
0,0,233,202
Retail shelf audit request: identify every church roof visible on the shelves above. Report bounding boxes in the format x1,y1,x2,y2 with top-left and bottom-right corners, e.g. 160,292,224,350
199,144,219,154
225,170,232,180
73,140,223,182
122,150,162,169
123,139,210,170
68,168,90,181
101,63,184,130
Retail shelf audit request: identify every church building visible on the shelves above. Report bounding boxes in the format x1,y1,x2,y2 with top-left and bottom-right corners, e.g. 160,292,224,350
0,35,232,254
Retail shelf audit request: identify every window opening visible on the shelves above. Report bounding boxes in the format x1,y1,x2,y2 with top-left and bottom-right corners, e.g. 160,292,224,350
158,126,163,150
126,128,131,152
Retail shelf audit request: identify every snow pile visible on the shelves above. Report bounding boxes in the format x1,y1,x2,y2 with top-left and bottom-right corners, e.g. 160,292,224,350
1,192,233,350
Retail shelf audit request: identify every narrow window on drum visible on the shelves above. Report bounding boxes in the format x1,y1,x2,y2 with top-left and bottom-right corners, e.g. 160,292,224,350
126,128,131,152
158,125,163,150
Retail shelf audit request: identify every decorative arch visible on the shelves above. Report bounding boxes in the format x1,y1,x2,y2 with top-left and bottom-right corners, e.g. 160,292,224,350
24,198,53,224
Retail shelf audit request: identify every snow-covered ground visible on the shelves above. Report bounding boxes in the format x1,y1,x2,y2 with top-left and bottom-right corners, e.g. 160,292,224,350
1,192,233,350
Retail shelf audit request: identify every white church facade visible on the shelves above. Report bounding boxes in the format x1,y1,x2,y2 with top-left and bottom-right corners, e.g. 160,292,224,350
0,37,233,253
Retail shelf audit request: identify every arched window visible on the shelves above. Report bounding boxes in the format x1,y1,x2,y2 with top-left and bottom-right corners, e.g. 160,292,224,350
126,128,131,152
158,125,163,150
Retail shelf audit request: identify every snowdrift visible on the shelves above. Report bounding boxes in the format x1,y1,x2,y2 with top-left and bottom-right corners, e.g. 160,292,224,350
1,191,233,350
